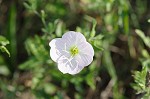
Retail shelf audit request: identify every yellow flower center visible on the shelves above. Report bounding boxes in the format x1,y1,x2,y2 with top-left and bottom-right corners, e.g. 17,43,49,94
70,46,79,56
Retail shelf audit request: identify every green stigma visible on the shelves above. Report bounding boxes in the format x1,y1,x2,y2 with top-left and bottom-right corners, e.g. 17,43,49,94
70,46,79,56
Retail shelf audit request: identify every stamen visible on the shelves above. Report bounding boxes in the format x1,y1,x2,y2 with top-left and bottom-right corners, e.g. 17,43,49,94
70,46,79,56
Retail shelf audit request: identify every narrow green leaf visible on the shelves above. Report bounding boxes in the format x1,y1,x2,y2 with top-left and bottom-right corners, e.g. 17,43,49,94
7,3,17,68
23,2,31,10
84,15,97,37
135,29,150,48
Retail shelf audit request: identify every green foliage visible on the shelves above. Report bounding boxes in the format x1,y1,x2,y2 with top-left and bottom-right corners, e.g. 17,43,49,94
84,15,97,37
19,20,100,99
132,66,147,93
0,0,149,98
4,3,17,74
132,65,150,99
0,35,10,76
135,29,150,48
19,0,148,98
132,29,150,98
0,36,10,56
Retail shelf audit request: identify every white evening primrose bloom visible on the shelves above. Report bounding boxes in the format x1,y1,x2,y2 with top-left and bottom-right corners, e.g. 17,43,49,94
49,31,94,75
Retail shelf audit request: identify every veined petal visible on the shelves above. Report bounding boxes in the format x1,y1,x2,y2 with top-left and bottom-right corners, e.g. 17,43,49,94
49,38,71,62
68,65,84,75
62,31,86,45
58,56,84,75
78,42,94,56
57,56,76,74
50,48,61,62
66,58,84,75
75,54,93,67
58,64,68,74
76,42,94,66
49,38,61,47
49,38,62,62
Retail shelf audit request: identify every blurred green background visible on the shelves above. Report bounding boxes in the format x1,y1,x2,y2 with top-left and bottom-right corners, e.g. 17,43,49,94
0,0,150,99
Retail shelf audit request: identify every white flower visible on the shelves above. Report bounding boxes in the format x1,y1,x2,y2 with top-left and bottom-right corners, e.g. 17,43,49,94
49,31,94,75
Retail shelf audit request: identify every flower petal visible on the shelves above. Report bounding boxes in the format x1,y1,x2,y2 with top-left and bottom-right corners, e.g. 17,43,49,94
78,42,94,56
62,31,86,45
57,56,77,74
49,38,61,62
68,65,84,75
50,38,66,51
49,38,71,62
57,56,70,74
76,42,94,66
67,58,83,75
49,38,60,47
76,54,93,67
57,56,84,75
50,48,61,62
